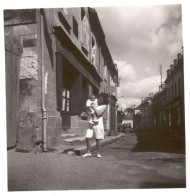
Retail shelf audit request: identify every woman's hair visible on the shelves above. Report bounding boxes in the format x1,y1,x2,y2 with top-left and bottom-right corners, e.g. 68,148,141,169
89,94,96,99
97,92,109,105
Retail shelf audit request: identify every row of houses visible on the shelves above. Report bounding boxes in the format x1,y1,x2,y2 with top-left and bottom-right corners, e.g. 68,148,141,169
134,48,185,136
4,7,118,151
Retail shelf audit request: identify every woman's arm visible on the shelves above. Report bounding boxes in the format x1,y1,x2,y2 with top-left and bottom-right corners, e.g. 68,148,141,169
92,105,107,117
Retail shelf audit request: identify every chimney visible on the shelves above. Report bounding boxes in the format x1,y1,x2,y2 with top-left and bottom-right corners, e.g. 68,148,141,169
149,93,154,98
174,59,178,67
159,85,162,92
167,69,171,77
170,64,174,71
177,53,181,61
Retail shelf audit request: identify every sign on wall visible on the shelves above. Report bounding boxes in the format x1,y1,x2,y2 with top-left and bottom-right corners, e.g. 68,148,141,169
104,86,115,94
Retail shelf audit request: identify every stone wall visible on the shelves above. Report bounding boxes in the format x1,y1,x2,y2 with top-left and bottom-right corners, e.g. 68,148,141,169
4,9,41,151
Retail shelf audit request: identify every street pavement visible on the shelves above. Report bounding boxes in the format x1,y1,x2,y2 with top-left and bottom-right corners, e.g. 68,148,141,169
7,133,186,191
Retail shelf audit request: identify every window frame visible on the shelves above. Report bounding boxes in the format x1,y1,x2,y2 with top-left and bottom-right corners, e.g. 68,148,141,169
73,16,78,39
61,88,71,113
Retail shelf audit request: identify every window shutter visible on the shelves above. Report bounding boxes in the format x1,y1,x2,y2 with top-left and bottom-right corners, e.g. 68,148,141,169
70,73,83,114
81,16,89,52
56,52,63,111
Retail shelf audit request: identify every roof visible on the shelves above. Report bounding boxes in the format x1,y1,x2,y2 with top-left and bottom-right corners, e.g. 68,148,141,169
124,108,133,113
123,112,133,120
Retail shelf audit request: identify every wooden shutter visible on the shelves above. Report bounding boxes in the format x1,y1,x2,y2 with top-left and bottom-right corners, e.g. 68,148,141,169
5,37,22,148
70,73,83,114
81,15,89,52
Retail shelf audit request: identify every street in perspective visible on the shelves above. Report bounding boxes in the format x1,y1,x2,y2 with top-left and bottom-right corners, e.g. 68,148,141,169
4,3,186,192
8,133,185,190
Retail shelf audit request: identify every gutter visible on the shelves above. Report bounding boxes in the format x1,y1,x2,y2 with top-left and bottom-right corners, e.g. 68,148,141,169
40,9,47,151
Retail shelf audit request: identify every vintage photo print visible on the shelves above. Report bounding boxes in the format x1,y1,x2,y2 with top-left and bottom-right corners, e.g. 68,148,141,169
1,0,190,195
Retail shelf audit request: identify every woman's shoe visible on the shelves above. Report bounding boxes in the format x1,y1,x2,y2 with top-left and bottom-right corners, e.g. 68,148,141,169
81,153,92,157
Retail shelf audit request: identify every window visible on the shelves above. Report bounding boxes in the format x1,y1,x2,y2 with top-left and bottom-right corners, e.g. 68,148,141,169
81,8,89,57
61,89,70,112
168,88,170,102
73,17,78,38
81,7,85,20
169,111,171,126
178,78,181,97
103,64,107,81
175,82,177,98
110,75,115,86
58,12,71,34
177,107,181,125
171,86,173,100
91,34,97,68
92,36,95,48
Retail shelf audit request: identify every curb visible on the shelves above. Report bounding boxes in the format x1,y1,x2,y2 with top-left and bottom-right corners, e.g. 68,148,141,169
73,133,125,156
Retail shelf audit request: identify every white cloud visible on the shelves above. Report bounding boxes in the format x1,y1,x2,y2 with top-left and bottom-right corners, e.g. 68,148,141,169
96,5,183,62
115,60,136,82
96,5,183,110
117,74,160,109
120,75,160,97
117,96,141,111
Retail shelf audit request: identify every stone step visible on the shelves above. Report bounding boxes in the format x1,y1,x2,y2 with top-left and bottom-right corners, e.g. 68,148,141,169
61,136,87,146
61,135,97,146
60,133,78,139
67,127,87,136
56,133,125,155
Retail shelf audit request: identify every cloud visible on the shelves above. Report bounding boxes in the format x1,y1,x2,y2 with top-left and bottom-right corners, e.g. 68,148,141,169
119,75,160,97
115,60,136,82
117,97,141,111
115,60,160,110
96,5,183,60
117,69,160,109
95,5,183,109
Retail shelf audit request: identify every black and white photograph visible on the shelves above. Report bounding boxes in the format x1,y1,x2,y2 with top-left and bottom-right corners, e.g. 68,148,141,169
1,0,190,194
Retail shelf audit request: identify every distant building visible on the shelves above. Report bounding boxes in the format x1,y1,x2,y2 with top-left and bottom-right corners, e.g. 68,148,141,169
164,49,184,136
133,48,184,136
134,97,153,132
122,107,134,132
133,110,141,132
4,8,118,150
117,110,125,124
152,86,167,133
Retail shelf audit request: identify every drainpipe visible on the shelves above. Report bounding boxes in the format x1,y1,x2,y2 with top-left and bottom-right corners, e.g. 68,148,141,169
40,10,47,151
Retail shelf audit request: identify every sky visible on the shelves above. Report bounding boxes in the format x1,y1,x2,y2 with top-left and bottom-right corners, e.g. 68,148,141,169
95,5,183,110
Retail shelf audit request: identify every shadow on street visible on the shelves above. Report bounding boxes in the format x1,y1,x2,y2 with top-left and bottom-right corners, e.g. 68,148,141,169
140,181,186,188
132,132,185,154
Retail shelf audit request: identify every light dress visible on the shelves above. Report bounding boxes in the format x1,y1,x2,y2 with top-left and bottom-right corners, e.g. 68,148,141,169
85,105,106,140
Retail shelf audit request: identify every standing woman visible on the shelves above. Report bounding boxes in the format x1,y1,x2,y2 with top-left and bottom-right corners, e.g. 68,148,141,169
82,93,108,158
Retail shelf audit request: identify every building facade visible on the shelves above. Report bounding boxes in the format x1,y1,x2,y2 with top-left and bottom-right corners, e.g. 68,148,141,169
133,49,184,137
133,97,153,132
4,8,118,151
152,87,167,133
164,50,184,136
